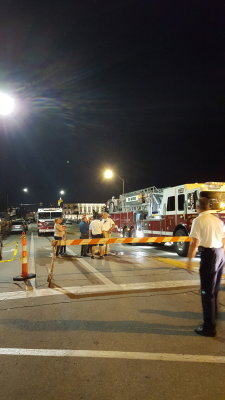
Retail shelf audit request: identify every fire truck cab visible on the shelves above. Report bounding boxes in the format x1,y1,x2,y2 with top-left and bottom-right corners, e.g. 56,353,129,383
108,182,225,256
37,208,63,236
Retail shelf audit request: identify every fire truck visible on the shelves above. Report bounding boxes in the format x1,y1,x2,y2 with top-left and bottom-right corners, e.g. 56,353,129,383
107,182,225,256
37,208,63,236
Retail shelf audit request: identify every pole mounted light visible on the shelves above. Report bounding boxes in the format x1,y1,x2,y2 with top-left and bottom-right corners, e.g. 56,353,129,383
104,169,113,179
23,188,28,193
59,190,65,195
103,169,125,194
0,92,15,116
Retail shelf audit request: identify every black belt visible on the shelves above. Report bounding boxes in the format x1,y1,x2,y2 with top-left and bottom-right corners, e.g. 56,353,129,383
198,246,222,251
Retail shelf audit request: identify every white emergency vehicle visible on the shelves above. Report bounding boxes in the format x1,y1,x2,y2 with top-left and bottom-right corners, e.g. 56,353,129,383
37,208,63,236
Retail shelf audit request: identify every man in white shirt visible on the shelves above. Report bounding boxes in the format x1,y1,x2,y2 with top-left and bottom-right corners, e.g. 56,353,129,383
89,214,104,259
101,212,115,256
186,197,225,337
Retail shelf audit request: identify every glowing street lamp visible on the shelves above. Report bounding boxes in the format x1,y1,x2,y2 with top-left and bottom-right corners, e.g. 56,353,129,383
103,169,125,194
23,188,28,193
0,92,15,116
58,190,65,207
104,169,114,179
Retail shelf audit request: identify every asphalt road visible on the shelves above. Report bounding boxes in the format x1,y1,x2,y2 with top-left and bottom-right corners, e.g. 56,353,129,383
0,223,225,400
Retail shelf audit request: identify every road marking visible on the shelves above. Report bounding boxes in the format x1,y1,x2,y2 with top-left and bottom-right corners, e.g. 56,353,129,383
155,257,225,278
0,279,201,301
154,257,198,270
0,348,225,363
66,247,115,286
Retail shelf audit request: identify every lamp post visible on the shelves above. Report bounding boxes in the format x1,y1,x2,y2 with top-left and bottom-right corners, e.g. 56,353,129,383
58,190,65,207
103,169,125,194
0,92,15,116
20,188,29,218
0,92,16,260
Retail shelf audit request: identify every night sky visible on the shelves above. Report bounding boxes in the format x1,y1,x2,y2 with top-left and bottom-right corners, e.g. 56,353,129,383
0,0,224,206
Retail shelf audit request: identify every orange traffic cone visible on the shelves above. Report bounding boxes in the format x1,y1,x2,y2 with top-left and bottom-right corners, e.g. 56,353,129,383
13,232,36,281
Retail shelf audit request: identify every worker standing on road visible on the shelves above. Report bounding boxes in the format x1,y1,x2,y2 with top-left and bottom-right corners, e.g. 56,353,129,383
89,214,104,259
60,222,67,256
101,212,115,256
186,197,225,337
79,215,89,257
54,218,64,257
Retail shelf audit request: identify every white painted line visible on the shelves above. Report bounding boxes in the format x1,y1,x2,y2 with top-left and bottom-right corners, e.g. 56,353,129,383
67,247,115,286
0,348,225,363
0,280,201,301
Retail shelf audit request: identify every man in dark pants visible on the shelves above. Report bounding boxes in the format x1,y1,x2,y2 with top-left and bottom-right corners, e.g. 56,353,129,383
79,215,89,257
186,197,225,337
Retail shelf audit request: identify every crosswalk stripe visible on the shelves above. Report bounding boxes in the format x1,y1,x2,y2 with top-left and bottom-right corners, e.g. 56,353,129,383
0,348,224,363
0,280,201,301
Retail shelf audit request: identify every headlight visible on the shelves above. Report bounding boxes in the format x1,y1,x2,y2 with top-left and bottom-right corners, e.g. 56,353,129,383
136,230,144,238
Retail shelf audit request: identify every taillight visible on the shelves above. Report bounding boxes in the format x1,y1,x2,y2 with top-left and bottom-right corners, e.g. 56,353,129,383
38,221,46,227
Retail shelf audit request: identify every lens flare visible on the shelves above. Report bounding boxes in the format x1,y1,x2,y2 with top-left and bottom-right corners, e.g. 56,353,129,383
0,92,15,116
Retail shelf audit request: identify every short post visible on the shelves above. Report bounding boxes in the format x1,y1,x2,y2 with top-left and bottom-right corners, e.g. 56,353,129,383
13,232,36,281
0,237,2,260
47,240,57,286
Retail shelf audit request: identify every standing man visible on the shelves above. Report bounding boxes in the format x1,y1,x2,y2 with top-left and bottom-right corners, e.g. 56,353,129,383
186,197,225,337
101,212,115,256
89,214,104,259
54,218,64,257
79,215,89,257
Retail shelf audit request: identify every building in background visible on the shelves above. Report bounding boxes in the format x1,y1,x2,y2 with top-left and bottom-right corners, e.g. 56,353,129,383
63,203,106,221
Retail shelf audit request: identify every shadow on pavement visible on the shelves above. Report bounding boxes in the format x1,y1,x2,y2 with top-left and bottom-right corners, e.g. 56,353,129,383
0,318,198,336
139,309,225,321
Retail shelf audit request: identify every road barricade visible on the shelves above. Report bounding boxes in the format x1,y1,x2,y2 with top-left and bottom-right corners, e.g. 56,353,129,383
48,236,191,286
13,232,36,281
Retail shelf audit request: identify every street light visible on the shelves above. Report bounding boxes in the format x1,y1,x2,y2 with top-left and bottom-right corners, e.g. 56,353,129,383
104,169,113,179
22,188,28,193
103,169,125,194
58,190,65,207
0,92,15,116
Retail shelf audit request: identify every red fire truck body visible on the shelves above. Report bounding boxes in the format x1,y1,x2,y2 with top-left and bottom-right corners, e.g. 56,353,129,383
108,182,225,256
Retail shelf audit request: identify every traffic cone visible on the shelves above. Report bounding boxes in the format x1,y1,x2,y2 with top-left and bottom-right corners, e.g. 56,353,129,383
13,232,36,281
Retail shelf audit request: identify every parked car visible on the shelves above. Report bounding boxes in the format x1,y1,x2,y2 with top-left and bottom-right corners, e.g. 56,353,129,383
0,213,11,238
26,217,35,224
10,219,28,233
65,219,72,225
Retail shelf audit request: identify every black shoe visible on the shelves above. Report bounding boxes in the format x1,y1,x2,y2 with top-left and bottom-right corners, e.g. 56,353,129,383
91,256,95,259
194,325,216,337
99,255,104,259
